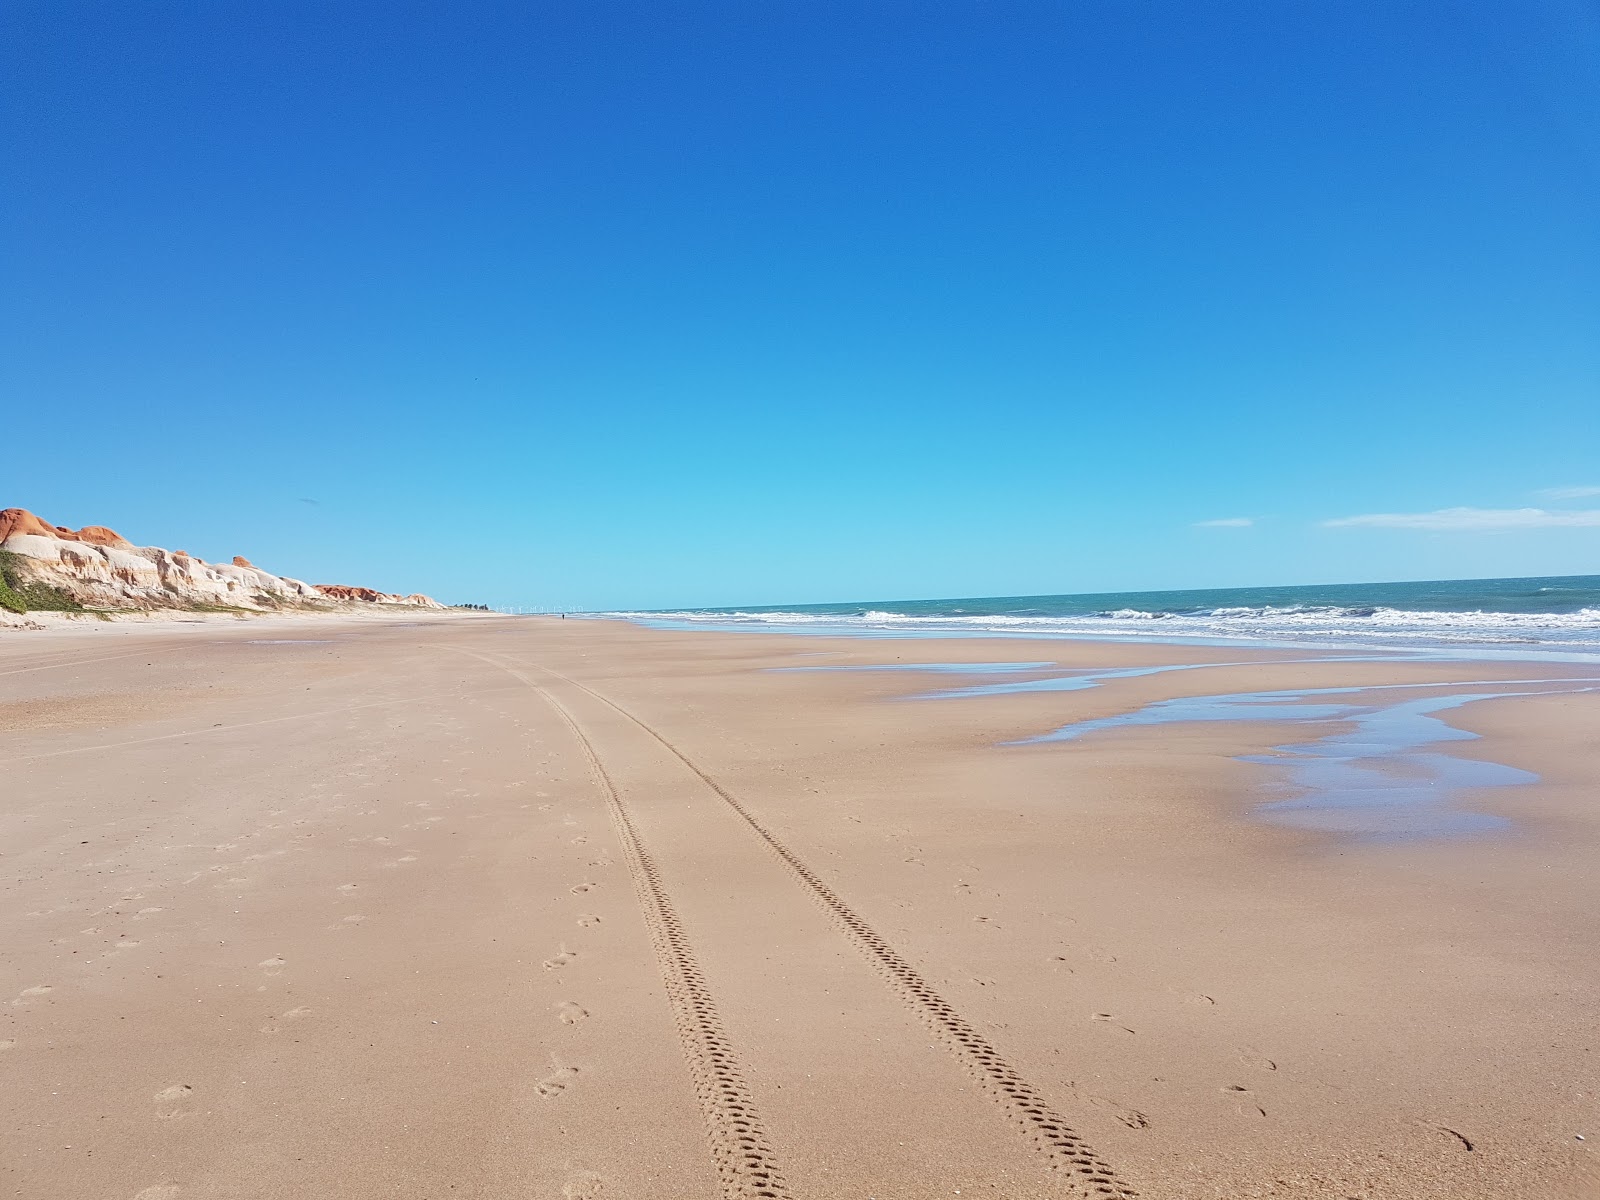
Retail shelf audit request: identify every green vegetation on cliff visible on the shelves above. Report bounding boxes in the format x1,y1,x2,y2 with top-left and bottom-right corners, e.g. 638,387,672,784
0,549,83,613
0,556,24,613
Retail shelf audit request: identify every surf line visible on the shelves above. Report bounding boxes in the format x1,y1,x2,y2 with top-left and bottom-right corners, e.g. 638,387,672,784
528,657,1138,1200
449,647,792,1200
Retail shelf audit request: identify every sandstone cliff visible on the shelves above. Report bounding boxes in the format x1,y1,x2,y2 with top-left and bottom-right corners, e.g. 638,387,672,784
0,508,443,613
315,584,445,607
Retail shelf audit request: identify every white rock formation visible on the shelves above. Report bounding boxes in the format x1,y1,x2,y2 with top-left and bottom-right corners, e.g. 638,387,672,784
0,508,441,611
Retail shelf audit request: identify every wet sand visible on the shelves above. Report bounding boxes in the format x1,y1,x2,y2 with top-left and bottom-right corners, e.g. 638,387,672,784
3,616,1597,1199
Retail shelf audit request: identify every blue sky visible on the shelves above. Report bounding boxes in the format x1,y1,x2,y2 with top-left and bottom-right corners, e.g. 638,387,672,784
4,1,1597,609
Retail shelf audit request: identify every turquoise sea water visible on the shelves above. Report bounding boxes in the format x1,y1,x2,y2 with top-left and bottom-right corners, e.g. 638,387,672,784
605,576,1600,837
607,574,1600,654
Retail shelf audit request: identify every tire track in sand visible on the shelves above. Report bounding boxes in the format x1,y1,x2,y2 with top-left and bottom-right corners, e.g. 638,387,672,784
453,649,791,1200
533,660,1137,1199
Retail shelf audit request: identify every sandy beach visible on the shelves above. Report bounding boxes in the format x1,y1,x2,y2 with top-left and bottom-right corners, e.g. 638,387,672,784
4,615,1597,1199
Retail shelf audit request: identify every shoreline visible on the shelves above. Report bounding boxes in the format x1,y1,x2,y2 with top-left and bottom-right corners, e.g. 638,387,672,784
4,616,1596,1197
590,571,1600,659
599,613,1600,665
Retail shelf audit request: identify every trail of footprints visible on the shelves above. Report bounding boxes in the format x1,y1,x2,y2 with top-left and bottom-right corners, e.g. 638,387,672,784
491,655,1287,1194
19,648,1490,1200
532,797,629,1200
456,648,791,1200
53,650,1285,1197
985,898,1285,1134
542,661,1133,1199
534,804,605,1111
527,662,1347,1187
11,694,553,1200
13,761,444,1063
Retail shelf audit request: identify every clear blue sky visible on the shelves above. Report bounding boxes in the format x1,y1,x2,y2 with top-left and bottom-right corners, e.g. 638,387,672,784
5,2,1597,609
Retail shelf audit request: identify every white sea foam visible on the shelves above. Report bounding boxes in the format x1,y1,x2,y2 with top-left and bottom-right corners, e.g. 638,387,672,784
598,604,1600,652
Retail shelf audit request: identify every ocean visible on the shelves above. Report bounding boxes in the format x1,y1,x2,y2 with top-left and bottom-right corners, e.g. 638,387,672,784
605,574,1600,655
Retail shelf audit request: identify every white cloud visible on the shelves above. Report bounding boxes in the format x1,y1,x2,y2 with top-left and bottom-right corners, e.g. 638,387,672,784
1193,517,1254,528
1537,485,1600,500
1323,506,1600,531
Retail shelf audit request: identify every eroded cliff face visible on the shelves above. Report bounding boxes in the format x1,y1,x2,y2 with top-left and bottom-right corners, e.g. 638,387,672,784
315,584,444,607
0,508,442,611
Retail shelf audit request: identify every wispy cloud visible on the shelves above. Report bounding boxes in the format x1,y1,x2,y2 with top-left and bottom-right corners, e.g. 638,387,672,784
1537,485,1600,501
1194,517,1254,528
1323,506,1600,531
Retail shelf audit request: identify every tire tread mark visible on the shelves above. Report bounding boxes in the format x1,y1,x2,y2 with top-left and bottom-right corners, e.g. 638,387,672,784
456,649,792,1200
543,664,1136,1199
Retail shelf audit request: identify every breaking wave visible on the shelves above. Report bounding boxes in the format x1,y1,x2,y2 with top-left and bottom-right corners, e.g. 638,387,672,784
599,602,1600,651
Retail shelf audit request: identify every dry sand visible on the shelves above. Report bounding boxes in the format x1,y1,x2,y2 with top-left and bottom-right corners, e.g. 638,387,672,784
3,616,1597,1199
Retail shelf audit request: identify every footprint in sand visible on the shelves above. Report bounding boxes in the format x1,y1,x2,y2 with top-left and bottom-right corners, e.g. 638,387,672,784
1086,1093,1150,1129
0,1039,17,1051
338,883,358,893
258,956,286,975
135,907,164,920
1238,1048,1277,1072
1092,1012,1136,1035
556,1001,589,1025
543,946,578,971
576,914,602,928
1222,1084,1268,1118
153,1084,196,1120
12,985,52,1007
536,1061,580,1098
562,1171,606,1199
569,883,595,895
260,1006,312,1034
